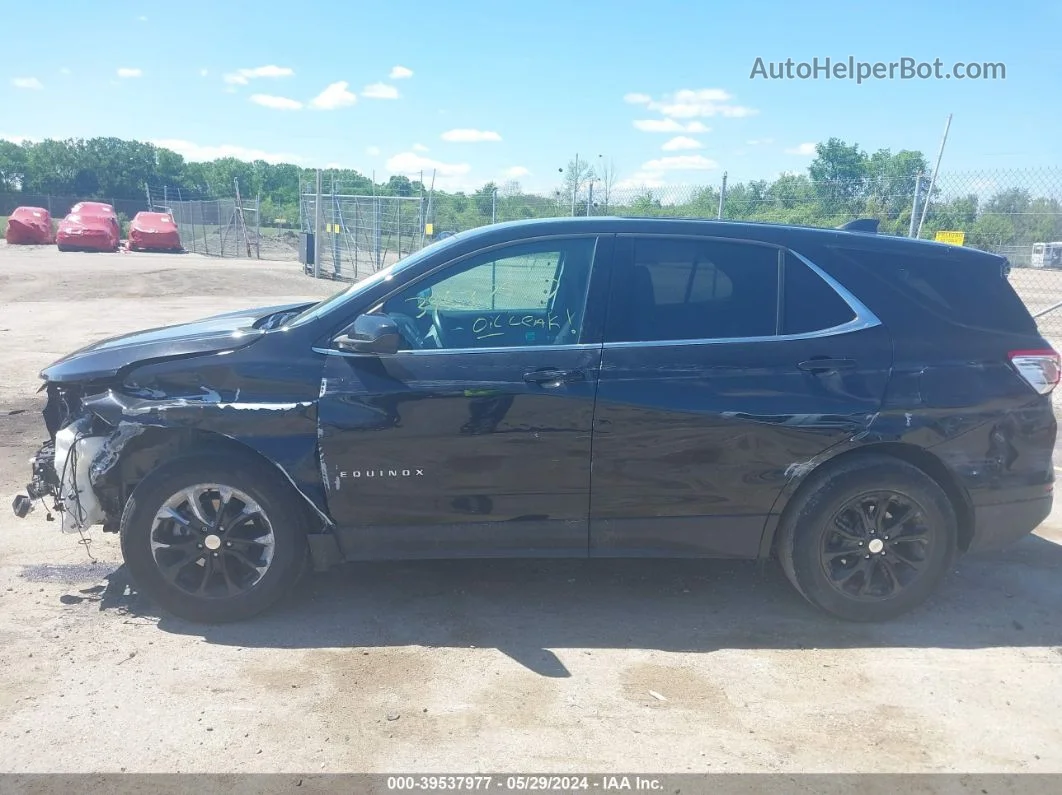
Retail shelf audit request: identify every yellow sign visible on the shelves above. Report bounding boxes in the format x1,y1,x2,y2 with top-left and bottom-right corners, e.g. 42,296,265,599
425,223,434,236
934,230,965,246
325,223,342,234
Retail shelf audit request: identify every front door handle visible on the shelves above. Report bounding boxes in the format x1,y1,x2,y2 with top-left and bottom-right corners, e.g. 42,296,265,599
524,368,585,387
798,357,857,373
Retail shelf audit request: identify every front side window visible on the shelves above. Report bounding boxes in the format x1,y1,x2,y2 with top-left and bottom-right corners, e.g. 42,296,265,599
608,237,780,343
379,237,596,350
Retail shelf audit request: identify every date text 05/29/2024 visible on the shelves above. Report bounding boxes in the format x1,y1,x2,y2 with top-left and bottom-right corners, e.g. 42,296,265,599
385,776,664,791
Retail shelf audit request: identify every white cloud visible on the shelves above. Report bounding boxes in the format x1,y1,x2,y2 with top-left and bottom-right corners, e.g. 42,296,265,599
504,166,530,178
389,65,414,79
151,138,304,165
640,154,719,171
224,65,293,85
310,81,356,110
615,171,668,190
199,68,209,77
631,88,756,120
137,15,147,22
59,68,71,75
11,77,43,90
661,136,702,151
785,142,817,155
250,93,303,110
1,134,31,144
363,82,400,99
746,138,774,145
117,67,142,78
633,119,711,133
366,146,381,156
650,88,756,118
412,143,429,152
387,151,470,177
441,128,502,143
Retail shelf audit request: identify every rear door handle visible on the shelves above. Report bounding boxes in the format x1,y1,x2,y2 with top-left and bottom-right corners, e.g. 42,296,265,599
524,368,585,387
798,357,857,373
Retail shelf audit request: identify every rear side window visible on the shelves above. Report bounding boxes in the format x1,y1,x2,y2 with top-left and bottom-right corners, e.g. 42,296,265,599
607,237,779,343
782,253,857,334
829,247,1036,335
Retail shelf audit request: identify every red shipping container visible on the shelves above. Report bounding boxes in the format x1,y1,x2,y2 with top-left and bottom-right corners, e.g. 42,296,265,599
128,211,182,252
5,206,54,244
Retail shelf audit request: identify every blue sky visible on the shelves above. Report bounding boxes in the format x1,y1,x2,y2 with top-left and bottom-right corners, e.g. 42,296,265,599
2,0,1059,193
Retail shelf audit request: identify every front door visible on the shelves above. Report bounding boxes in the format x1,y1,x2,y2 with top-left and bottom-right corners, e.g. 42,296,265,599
590,235,893,558
318,234,611,559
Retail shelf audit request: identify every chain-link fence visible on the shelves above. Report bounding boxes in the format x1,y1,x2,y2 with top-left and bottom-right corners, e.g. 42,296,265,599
0,192,146,229
5,167,1062,335
300,186,426,281
420,168,1062,334
160,198,247,258
146,183,301,261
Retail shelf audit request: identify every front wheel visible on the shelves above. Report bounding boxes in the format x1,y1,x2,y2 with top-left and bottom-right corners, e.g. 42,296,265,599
777,455,958,622
120,453,308,623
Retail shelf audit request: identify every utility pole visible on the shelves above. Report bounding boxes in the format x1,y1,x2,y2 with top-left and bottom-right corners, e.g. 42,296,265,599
313,168,322,278
916,114,953,239
571,153,579,216
908,173,923,238
717,172,728,219
492,186,497,224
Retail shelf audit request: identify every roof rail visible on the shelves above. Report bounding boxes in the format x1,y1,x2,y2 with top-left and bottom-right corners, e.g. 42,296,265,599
838,218,880,234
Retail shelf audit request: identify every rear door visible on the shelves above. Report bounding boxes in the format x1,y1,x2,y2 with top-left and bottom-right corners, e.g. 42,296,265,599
589,235,894,558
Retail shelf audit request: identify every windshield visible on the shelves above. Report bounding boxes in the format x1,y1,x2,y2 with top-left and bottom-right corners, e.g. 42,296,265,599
285,233,469,327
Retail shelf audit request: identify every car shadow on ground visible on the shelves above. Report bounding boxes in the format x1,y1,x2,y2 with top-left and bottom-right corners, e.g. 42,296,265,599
35,534,1062,677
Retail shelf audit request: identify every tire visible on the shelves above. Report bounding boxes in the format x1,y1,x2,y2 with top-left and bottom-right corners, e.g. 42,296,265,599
777,454,957,622
120,452,308,623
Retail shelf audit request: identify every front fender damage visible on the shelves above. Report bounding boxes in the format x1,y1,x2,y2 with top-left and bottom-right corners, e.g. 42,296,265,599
33,389,341,568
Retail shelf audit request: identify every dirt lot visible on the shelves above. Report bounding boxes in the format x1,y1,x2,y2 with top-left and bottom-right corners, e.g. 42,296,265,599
1,243,1061,775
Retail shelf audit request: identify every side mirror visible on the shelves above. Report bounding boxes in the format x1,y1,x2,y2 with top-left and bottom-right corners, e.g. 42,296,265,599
333,313,401,355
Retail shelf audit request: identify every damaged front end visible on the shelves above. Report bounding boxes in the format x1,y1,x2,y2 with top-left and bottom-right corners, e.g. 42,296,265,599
14,383,113,534
15,380,335,543
12,300,344,570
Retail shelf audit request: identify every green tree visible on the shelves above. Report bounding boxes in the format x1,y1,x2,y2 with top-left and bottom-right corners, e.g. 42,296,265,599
386,175,414,197
0,140,27,190
808,138,869,215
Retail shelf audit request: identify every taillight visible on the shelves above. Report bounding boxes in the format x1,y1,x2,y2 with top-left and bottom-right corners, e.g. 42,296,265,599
1009,349,1061,395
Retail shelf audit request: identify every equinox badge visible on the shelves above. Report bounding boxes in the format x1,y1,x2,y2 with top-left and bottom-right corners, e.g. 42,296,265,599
339,469,425,478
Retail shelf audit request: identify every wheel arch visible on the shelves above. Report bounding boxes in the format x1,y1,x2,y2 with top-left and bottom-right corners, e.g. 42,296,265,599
91,425,332,534
760,441,975,559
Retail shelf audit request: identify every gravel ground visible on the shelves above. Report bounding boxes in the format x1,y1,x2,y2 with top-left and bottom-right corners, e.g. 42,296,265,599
1,243,1061,776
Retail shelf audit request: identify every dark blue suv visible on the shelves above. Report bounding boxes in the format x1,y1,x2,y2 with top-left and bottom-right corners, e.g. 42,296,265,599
14,217,1058,623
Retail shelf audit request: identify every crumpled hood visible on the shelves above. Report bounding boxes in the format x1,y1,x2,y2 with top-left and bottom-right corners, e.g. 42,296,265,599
40,301,313,384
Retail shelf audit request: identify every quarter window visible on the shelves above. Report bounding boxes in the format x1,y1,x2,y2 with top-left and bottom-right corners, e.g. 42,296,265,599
782,253,857,334
607,237,780,343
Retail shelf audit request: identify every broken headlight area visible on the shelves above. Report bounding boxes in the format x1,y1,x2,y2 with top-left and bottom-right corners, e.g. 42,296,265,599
14,384,119,534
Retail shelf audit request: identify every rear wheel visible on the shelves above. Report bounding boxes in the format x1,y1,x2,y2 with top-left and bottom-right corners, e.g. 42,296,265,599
777,455,957,622
120,453,308,623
